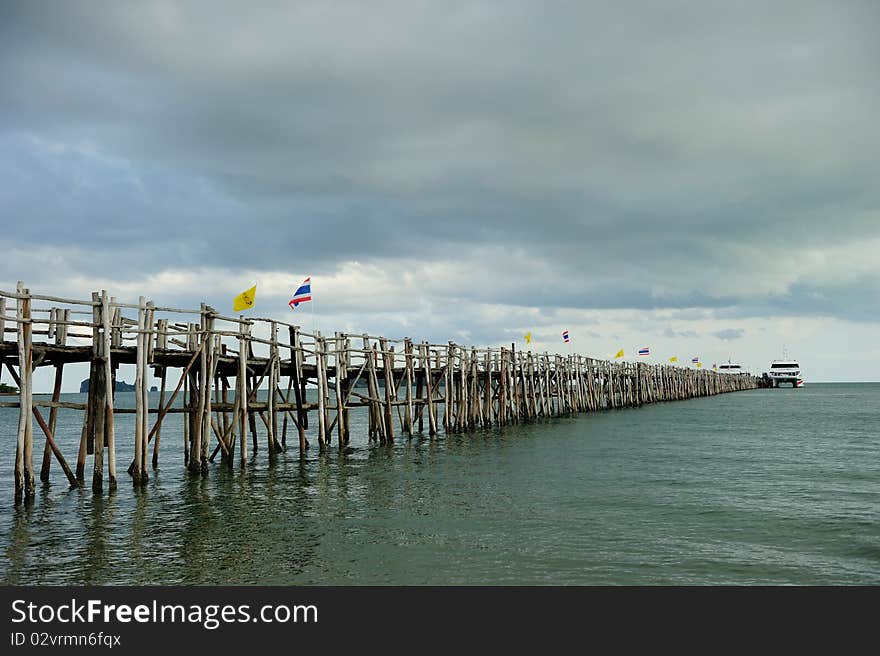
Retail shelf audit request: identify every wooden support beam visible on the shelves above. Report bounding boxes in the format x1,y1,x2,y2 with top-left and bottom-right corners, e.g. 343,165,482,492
5,358,77,489
132,296,148,484
335,332,348,448
315,333,327,450
403,338,414,436
381,338,395,443
102,291,117,491
289,326,307,452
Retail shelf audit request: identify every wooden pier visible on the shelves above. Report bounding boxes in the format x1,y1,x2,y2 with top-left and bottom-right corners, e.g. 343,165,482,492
1,283,758,502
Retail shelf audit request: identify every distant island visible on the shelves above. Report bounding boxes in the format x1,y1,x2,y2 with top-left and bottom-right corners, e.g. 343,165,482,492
80,379,136,393
0,382,18,395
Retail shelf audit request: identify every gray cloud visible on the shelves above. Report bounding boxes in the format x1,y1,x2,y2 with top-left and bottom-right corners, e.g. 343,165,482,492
664,328,700,339
712,328,746,341
1,1,879,382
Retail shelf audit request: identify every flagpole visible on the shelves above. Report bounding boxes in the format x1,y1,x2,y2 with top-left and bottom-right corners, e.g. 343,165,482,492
310,284,316,335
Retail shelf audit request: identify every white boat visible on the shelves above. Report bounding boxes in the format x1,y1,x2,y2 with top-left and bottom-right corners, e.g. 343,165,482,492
718,361,745,374
768,358,804,388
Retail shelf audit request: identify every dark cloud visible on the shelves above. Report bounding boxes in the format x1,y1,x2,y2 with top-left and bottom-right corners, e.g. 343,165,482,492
1,0,879,328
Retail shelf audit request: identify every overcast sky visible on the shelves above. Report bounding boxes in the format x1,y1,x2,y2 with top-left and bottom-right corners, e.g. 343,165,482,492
2,0,878,388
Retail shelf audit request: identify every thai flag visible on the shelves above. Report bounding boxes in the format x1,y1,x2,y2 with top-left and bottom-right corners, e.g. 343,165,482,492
562,330,570,343
288,276,311,309
638,347,650,356
691,357,699,363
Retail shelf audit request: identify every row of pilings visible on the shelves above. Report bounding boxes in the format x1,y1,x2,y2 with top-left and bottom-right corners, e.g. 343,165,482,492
0,283,758,502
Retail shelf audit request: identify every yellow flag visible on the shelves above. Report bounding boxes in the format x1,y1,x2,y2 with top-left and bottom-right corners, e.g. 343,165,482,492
696,362,703,368
614,349,624,359
669,356,678,363
233,284,257,312
524,332,532,345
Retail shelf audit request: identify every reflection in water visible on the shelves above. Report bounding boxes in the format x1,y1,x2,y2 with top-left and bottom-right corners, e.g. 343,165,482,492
4,500,35,584
1,385,879,584
128,484,150,585
179,475,218,584
80,493,115,585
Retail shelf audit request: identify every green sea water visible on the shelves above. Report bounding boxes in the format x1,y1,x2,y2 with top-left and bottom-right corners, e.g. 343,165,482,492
1,383,877,585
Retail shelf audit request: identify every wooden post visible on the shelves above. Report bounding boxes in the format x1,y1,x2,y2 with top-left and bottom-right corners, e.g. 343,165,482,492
102,292,117,490
404,338,414,436
462,346,469,429
322,338,332,441
200,306,213,473
316,332,327,450
363,336,382,441
132,296,148,484
471,347,481,429
289,326,307,452
380,338,395,443
527,352,537,419
512,344,521,422
188,312,204,472
14,282,35,500
483,349,493,427
444,343,453,431
267,321,278,462
499,347,507,425
335,332,347,448
421,342,437,435
90,291,107,493
415,347,424,433
238,320,249,466
139,300,151,481
111,299,122,348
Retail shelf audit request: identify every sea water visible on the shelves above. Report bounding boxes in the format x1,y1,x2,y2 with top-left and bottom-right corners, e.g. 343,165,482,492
1,383,877,584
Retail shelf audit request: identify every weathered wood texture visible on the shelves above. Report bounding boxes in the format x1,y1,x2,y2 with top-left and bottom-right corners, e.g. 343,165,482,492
1,284,758,503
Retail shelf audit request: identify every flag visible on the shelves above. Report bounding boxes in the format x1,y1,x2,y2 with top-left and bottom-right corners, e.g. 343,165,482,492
524,332,532,345
691,357,700,364
712,363,717,371
562,330,570,343
233,284,256,312
288,276,311,309
669,356,678,363
696,362,703,368
638,347,650,356
614,349,624,359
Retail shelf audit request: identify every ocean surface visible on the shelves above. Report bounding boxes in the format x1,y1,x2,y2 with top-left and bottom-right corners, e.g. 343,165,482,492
0,383,878,585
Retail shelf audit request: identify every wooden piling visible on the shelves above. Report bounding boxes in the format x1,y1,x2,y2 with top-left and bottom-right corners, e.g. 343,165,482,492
289,326,307,452
200,306,214,472
267,321,278,462
335,332,347,448
132,296,148,484
421,342,437,435
380,338,395,443
315,332,327,450
238,319,249,465
1,282,760,506
13,283,33,499
102,291,117,491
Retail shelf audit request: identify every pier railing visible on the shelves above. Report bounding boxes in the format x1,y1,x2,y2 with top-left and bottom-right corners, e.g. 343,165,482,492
0,283,758,501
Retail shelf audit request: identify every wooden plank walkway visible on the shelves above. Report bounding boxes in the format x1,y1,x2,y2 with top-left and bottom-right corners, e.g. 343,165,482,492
0,283,758,502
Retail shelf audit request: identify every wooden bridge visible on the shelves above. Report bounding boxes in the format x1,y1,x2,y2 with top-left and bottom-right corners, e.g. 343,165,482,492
1,283,758,502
